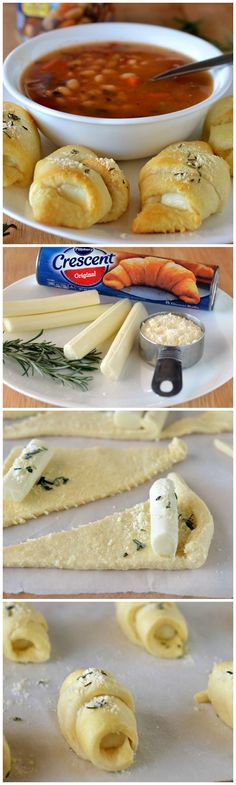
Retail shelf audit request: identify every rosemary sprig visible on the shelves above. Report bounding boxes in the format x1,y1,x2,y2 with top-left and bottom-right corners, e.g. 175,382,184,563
3,331,102,390
3,222,17,237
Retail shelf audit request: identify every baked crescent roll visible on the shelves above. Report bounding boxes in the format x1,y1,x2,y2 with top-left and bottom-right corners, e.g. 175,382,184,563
3,101,41,187
203,97,233,175
57,668,138,771
116,601,188,658
3,736,11,781
103,257,200,304
132,141,231,233
3,602,51,662
195,661,233,728
29,144,129,228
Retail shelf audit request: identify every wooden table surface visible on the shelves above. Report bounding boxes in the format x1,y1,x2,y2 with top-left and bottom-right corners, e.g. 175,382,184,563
3,2,233,245
3,245,233,409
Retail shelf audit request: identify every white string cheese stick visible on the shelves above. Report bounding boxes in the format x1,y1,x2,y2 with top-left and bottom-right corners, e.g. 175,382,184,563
3,439,54,503
149,477,178,557
142,411,168,437
214,439,233,457
113,411,145,429
100,302,147,381
3,290,100,317
4,304,110,333
64,299,131,360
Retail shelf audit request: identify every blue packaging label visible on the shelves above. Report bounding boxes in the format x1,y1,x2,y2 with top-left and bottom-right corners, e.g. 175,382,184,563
36,247,218,310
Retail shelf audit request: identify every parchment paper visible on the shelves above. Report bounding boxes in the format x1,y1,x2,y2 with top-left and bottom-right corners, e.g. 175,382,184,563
3,414,233,598
3,601,233,782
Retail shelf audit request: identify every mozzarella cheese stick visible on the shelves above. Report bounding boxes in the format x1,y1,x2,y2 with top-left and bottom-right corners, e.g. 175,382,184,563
3,439,54,503
64,299,131,360
100,302,147,381
3,290,100,318
214,439,233,457
4,304,110,334
142,412,168,437
113,411,144,429
149,477,178,557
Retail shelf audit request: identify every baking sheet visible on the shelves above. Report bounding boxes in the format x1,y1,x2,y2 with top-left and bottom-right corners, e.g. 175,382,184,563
3,601,233,782
3,414,233,598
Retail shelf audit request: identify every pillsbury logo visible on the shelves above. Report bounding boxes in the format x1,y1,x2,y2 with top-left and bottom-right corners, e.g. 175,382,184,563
51,246,115,287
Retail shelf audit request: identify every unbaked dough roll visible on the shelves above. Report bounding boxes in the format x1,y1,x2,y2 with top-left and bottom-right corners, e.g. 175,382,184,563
132,140,231,233
57,667,138,771
116,601,188,658
3,603,51,663
3,735,11,780
195,661,233,728
3,101,41,187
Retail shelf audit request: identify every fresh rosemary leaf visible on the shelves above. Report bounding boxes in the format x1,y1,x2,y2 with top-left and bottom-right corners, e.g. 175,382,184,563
133,538,145,551
37,475,69,491
3,222,17,237
24,447,47,460
3,331,102,390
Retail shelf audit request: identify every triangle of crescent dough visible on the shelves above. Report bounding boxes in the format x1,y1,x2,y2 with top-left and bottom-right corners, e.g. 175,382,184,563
3,438,187,527
160,412,233,439
3,473,214,570
3,411,167,441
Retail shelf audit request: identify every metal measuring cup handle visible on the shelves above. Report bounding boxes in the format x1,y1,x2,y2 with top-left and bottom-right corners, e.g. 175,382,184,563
151,347,183,397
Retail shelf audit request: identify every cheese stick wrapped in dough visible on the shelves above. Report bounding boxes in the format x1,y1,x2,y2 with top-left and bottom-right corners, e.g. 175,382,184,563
195,661,233,728
29,144,129,228
132,141,231,234
203,97,233,175
57,668,138,771
116,601,188,658
3,602,51,663
3,102,41,187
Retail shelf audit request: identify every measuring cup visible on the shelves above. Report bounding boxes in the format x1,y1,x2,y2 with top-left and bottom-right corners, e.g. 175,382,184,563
139,311,205,397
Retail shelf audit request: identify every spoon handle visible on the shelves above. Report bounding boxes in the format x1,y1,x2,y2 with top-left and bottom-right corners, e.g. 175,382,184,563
151,51,233,82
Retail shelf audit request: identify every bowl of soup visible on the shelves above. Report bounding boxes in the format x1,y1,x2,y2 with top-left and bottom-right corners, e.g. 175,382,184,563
3,22,232,159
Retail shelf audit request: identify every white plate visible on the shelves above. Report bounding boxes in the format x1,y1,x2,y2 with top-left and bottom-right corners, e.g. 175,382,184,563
3,601,233,782
3,423,233,598
3,133,233,245
3,275,233,408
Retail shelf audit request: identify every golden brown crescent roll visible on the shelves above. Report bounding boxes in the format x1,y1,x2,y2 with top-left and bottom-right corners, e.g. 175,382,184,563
132,140,231,233
3,101,41,187
203,97,233,175
195,661,233,728
3,735,11,780
29,144,129,228
57,668,138,771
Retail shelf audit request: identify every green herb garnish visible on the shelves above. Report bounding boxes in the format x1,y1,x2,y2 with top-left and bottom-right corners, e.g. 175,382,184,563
6,605,15,616
123,552,128,558
37,475,69,491
133,538,145,551
3,331,102,390
13,716,23,721
3,222,17,237
86,698,108,709
24,447,47,460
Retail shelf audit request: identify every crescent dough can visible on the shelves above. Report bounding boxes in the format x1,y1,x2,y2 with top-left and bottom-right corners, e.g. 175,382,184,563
36,247,219,310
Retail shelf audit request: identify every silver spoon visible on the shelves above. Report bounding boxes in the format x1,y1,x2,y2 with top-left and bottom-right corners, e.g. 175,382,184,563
151,51,233,82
